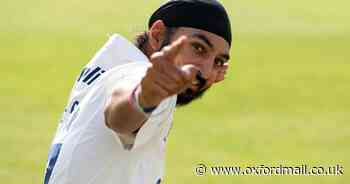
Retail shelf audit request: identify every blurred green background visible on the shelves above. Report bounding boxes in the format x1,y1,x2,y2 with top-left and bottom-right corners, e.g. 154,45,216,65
1,0,349,183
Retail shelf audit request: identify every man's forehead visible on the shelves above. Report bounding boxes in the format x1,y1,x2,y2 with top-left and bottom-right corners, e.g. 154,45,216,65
175,27,230,54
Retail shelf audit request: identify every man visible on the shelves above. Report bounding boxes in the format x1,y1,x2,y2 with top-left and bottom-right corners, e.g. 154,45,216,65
44,0,231,183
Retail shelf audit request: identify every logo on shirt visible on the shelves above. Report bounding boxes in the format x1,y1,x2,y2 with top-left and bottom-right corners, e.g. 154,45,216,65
77,66,106,85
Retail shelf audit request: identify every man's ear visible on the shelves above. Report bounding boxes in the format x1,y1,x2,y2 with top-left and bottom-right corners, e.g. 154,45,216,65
148,20,167,51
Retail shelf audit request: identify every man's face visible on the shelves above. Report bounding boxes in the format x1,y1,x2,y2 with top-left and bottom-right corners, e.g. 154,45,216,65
161,27,231,106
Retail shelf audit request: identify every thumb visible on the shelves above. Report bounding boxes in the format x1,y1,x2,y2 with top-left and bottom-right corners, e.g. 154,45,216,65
181,64,199,84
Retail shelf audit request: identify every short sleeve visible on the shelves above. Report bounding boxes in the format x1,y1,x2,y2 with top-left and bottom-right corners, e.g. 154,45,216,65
132,95,176,149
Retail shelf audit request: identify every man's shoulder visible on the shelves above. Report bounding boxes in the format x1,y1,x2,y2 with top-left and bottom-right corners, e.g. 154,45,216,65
87,33,149,71
104,62,151,83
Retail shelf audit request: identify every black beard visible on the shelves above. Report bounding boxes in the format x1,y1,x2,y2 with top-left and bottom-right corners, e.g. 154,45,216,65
176,87,209,106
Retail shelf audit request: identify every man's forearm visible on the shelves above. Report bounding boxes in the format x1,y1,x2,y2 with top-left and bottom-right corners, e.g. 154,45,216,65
104,37,197,135
104,87,147,134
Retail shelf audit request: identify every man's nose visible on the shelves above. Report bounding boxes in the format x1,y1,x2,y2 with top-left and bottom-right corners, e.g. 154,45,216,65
198,58,214,80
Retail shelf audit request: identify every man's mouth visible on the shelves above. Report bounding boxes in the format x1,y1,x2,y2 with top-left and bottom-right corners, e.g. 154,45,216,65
192,79,200,86
195,71,206,89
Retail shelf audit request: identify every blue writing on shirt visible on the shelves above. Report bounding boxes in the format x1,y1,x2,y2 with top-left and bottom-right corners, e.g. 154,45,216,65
77,66,106,85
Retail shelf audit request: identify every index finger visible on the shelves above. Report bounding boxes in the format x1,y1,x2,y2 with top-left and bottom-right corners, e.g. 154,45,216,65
162,36,188,64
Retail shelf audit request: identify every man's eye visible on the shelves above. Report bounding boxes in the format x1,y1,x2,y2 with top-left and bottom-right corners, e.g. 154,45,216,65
214,58,225,67
192,43,205,54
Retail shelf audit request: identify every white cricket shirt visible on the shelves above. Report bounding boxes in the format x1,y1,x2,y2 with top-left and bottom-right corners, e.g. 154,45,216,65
44,34,177,184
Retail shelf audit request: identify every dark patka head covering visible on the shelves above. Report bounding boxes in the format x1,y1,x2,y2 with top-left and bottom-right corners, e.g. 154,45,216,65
149,0,232,46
